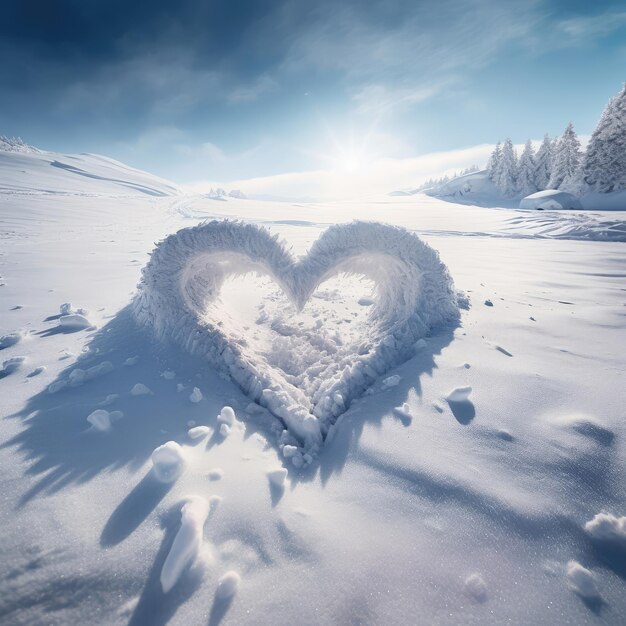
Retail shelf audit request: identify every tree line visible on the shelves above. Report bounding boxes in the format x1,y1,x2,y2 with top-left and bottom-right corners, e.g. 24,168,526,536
487,83,626,198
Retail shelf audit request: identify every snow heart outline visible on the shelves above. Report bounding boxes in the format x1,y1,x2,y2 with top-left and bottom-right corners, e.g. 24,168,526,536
133,220,460,454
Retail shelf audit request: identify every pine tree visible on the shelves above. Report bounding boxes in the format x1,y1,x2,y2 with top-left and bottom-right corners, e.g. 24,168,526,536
487,142,502,182
534,134,553,190
517,140,537,195
549,123,582,191
496,138,518,196
582,83,626,192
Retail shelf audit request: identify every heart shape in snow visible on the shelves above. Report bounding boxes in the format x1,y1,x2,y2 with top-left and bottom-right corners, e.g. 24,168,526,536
133,220,460,454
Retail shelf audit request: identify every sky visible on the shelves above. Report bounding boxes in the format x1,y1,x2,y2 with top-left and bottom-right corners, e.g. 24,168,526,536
1,0,625,198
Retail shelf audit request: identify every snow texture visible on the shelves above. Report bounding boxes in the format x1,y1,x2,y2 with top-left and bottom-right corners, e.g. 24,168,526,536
132,220,460,450
160,496,209,593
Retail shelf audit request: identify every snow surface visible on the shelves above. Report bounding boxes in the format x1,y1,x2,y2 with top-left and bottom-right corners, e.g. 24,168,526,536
0,147,625,625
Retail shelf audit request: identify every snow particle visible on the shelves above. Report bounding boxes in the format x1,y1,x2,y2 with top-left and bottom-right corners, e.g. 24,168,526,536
484,299,494,307
161,369,176,379
124,355,139,366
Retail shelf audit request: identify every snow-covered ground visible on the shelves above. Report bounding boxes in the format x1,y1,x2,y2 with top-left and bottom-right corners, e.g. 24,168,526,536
1,148,625,625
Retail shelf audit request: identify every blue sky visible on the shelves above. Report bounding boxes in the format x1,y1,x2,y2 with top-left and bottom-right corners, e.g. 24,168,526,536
1,0,625,195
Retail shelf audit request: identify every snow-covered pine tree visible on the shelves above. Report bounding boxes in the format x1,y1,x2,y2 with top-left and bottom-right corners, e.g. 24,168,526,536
582,83,626,192
496,138,518,196
534,134,553,190
548,123,582,192
487,142,502,182
517,139,537,195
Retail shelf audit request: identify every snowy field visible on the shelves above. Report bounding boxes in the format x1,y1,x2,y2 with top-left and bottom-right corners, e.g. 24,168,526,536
1,148,625,625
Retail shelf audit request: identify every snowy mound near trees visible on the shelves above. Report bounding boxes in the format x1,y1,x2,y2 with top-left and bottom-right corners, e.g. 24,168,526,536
133,220,460,455
520,190,583,210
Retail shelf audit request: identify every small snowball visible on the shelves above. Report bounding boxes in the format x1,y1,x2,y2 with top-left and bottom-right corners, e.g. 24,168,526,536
282,445,298,458
497,429,514,442
99,394,119,407
464,573,488,603
267,468,288,487
131,383,152,396
484,299,494,307
208,468,224,480
565,561,600,600
161,369,176,379
59,314,91,329
446,386,472,403
177,383,185,392
87,409,111,431
215,571,240,600
218,406,236,426
219,424,231,437
151,441,186,483
188,425,211,440
584,513,626,546
59,302,73,315
381,374,401,389
124,356,139,366
189,387,203,403
2,356,26,374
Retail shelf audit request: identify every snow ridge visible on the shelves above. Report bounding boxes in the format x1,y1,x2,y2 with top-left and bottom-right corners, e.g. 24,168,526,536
132,220,460,452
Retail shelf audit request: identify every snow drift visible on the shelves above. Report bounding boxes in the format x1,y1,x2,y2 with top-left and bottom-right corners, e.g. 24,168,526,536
520,190,583,210
132,220,460,454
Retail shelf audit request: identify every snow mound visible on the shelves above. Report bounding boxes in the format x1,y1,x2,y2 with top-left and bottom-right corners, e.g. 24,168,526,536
520,190,583,210
132,220,460,452
160,496,209,593
584,512,626,546
565,561,601,600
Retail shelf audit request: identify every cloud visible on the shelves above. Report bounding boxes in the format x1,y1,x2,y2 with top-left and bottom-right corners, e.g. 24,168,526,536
186,143,496,200
557,9,626,39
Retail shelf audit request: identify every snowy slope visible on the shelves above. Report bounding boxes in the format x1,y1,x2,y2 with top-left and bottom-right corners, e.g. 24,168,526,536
0,151,625,625
0,143,181,197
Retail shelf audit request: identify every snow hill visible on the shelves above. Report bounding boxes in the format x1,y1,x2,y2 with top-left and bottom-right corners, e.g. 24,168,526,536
0,145,625,625
0,138,181,197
